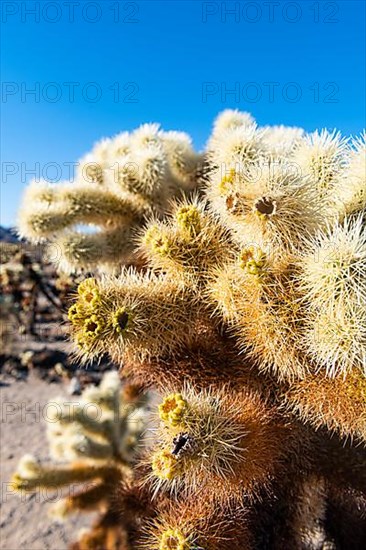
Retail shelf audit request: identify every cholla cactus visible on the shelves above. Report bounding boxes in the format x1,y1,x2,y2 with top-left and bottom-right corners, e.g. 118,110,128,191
292,129,348,206
67,272,205,364
11,372,150,549
18,124,203,273
298,215,366,376
14,110,366,549
141,501,253,550
336,132,366,218
148,386,298,504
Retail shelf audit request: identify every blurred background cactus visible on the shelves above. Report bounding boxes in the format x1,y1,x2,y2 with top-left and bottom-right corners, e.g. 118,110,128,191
13,110,366,549
11,372,150,549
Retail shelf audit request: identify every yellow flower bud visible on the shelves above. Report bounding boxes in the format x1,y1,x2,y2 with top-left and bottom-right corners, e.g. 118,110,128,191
159,393,187,427
152,449,179,481
144,226,171,256
175,205,201,237
238,246,266,276
83,315,104,338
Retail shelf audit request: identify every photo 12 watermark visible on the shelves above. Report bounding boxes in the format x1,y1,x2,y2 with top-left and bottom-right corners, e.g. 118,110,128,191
201,81,340,104
1,81,140,104
1,1,140,24
201,1,340,24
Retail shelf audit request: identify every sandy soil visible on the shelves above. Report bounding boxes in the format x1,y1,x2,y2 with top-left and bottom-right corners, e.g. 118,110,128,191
0,373,94,550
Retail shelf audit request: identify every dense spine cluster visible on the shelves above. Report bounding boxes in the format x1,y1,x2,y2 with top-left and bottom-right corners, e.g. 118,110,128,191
14,110,366,549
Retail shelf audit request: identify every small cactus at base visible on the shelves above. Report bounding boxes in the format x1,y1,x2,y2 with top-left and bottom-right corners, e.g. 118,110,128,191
11,372,150,549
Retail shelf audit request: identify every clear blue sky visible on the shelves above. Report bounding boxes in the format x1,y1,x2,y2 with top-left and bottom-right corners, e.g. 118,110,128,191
1,0,365,227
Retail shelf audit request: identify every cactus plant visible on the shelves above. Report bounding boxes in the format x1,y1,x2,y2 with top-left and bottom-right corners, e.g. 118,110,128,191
14,110,366,549
11,372,150,548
